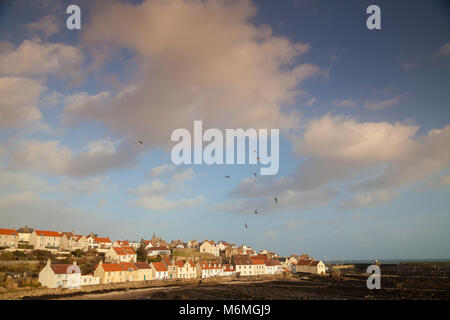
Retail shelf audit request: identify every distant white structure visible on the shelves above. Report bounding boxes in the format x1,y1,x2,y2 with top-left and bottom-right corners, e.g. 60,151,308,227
39,259,81,289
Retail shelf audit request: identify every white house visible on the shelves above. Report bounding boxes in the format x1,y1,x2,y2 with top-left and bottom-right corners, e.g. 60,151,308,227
199,241,220,257
150,262,168,279
87,236,112,250
197,261,224,278
39,260,81,289
29,230,62,249
16,226,33,243
265,260,282,274
105,246,137,263
250,257,266,275
81,273,101,286
234,255,256,276
295,259,326,274
60,234,89,251
222,264,236,276
0,228,19,248
175,260,197,279
146,245,170,257
309,260,326,275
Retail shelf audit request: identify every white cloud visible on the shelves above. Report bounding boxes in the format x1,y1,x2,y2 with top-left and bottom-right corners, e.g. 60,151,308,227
63,0,319,148
172,168,194,184
333,99,357,108
0,38,84,77
26,15,59,37
305,97,316,107
8,137,139,177
134,195,205,212
364,97,399,111
147,164,176,177
339,190,400,209
129,179,173,196
0,77,46,129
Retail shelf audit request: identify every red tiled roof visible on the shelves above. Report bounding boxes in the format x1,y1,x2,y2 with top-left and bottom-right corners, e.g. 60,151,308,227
0,228,18,236
296,259,313,266
234,255,253,265
94,237,111,243
175,260,185,267
50,264,80,274
96,263,124,272
250,257,265,265
310,261,321,266
122,246,136,254
134,262,151,269
151,262,168,272
112,247,127,255
120,262,137,271
35,230,61,237
265,260,281,266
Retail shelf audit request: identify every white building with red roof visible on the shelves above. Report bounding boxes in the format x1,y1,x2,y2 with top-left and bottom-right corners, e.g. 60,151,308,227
265,260,282,274
150,262,168,279
199,240,220,256
87,235,112,250
196,261,224,278
105,246,137,263
0,228,19,248
29,230,62,249
222,264,236,276
175,260,197,279
60,233,89,251
39,259,81,289
146,245,170,257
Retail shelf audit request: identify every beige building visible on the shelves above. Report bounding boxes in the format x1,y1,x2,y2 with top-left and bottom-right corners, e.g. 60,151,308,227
94,261,127,284
0,228,19,248
199,241,220,256
105,246,137,263
134,262,152,281
150,262,168,279
175,260,197,279
39,260,81,289
250,257,266,275
234,255,256,276
29,230,62,249
295,259,325,274
60,234,89,251
16,226,33,243
309,260,326,274
197,261,224,278
81,273,101,286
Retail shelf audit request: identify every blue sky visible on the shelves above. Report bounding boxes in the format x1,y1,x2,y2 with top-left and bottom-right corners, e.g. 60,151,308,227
0,0,449,260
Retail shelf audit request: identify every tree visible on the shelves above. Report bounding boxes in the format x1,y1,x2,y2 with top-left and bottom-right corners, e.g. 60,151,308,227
136,245,146,262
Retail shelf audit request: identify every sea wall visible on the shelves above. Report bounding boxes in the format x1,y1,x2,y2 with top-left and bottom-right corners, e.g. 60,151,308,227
0,272,292,300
